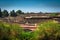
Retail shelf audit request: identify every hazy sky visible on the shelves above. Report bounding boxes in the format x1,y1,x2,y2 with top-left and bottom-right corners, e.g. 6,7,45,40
0,0,60,13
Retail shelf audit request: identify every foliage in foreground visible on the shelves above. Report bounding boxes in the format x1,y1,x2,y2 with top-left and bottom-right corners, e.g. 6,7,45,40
0,21,35,40
0,22,23,40
0,20,60,40
37,20,60,40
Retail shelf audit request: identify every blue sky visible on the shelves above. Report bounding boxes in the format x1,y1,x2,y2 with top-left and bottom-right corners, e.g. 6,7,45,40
0,0,60,13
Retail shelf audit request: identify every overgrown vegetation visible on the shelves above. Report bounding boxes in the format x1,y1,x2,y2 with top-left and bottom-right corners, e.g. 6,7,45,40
0,21,35,40
37,20,60,40
0,20,60,40
0,21,23,40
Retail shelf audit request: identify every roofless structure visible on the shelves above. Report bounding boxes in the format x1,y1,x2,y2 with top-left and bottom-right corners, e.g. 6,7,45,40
0,13,60,31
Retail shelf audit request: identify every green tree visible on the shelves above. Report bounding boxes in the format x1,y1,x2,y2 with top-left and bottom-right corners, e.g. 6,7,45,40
16,10,24,16
10,10,17,17
2,10,9,17
0,8,2,17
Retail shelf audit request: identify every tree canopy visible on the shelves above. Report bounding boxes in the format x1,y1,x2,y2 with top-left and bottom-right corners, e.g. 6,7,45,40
0,8,2,17
10,10,17,17
2,10,9,17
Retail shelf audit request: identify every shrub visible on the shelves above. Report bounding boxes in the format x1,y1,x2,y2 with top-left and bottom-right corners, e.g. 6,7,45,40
37,20,60,40
0,21,35,40
0,21,23,40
